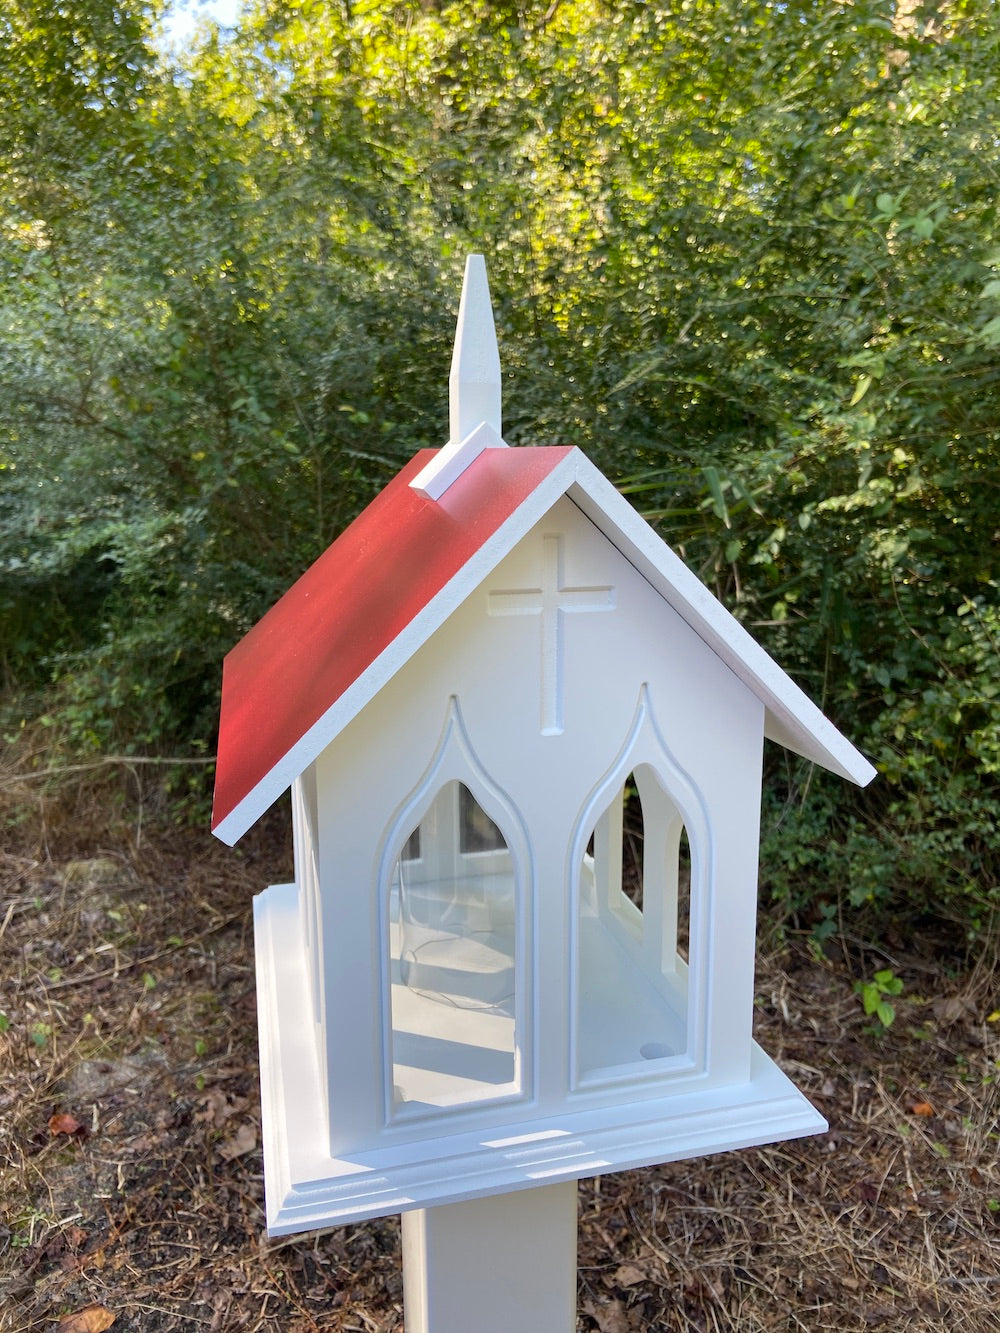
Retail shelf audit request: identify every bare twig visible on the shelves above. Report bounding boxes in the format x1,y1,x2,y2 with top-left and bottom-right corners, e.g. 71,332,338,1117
42,911,245,992
1,754,214,789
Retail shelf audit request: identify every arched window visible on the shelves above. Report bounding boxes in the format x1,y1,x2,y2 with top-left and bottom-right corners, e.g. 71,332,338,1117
383,704,527,1119
573,689,708,1086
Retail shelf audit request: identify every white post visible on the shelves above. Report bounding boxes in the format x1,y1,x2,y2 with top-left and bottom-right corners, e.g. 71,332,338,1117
400,1182,578,1333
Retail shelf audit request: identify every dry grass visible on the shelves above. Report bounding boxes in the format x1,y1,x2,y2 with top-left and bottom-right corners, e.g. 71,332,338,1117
1,764,998,1331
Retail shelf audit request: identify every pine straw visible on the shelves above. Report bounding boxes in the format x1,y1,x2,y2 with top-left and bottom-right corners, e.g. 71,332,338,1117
0,770,997,1332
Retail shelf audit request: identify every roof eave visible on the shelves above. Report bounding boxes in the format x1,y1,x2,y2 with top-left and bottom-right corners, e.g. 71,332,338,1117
563,458,877,788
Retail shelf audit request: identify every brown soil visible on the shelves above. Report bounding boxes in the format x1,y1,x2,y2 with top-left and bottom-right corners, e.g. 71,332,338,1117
1,770,998,1332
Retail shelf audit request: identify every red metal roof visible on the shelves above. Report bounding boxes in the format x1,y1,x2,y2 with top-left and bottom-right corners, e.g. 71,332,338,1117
212,446,573,838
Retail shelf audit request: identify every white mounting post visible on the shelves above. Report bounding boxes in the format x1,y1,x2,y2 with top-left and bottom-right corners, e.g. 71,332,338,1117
410,254,508,501
401,1181,578,1333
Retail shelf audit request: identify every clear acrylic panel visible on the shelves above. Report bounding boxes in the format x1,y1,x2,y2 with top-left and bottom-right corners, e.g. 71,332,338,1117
389,780,519,1113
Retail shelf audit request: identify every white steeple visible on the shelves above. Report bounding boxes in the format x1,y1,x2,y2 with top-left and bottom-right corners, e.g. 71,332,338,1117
410,254,509,501
449,253,502,444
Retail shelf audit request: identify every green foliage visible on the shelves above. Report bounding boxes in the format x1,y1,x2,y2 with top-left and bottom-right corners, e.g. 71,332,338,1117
855,968,904,1034
0,0,997,939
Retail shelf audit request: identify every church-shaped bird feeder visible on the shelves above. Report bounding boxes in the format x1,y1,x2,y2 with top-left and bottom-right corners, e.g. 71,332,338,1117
212,257,876,1245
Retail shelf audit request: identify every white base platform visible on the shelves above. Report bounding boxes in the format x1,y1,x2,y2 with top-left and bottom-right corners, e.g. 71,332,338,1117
255,882,827,1237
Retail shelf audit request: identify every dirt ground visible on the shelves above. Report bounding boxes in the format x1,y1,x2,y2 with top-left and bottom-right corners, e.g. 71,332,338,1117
1,770,998,1332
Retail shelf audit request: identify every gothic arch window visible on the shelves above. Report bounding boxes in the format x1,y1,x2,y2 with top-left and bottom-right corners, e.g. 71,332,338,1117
573,688,709,1086
381,702,529,1120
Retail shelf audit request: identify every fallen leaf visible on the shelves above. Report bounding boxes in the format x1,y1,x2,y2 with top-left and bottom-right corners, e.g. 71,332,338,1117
54,1225,90,1272
49,1112,84,1136
218,1121,257,1161
910,1101,935,1117
582,1298,634,1333
195,1088,249,1129
58,1306,115,1332
933,995,972,1025
613,1263,647,1288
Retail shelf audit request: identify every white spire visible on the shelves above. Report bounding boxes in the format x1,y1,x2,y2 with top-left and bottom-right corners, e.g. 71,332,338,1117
449,253,502,444
409,254,509,502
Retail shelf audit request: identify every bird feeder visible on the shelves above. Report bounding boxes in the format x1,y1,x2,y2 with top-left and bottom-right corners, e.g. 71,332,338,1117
212,256,875,1330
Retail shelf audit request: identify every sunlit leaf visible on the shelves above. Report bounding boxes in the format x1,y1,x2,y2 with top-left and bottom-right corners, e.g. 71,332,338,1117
849,375,873,407
58,1306,115,1333
49,1112,84,1136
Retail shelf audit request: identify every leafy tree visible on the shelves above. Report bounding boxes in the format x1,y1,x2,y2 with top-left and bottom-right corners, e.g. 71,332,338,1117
1,0,996,936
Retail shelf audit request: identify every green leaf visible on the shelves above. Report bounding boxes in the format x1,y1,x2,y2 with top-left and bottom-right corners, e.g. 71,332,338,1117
849,375,873,407
876,970,903,996
876,1000,896,1028
729,475,763,515
702,466,730,528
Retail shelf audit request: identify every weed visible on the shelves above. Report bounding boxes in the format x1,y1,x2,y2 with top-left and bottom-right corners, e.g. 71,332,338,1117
855,968,904,1034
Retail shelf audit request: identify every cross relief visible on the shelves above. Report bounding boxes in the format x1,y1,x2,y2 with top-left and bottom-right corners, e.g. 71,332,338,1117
488,532,616,734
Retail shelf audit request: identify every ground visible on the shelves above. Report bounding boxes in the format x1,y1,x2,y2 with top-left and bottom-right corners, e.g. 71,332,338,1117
1,769,997,1332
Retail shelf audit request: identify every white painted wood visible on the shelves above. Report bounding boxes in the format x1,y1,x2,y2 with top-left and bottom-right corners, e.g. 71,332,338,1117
313,744,382,1154
409,255,507,499
409,420,508,501
401,1183,577,1333
254,875,825,1234
449,253,502,445
488,531,615,733
323,495,766,1118
634,774,684,974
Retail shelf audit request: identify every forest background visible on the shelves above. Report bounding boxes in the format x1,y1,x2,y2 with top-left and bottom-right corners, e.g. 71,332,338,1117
1,0,997,952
